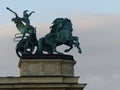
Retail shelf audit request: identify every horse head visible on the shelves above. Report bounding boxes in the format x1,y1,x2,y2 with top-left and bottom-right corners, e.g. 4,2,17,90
50,18,73,33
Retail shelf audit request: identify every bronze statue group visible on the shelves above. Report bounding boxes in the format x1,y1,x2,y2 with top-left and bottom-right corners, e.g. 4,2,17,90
7,7,82,58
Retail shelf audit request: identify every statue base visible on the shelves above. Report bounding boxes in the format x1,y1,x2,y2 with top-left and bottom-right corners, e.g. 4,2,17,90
19,54,75,76
0,54,87,90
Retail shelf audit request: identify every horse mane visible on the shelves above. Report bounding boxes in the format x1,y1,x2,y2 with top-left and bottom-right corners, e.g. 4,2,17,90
50,18,73,33
50,18,64,33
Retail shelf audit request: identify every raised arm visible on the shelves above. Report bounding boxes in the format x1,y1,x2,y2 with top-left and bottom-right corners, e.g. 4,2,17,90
28,11,35,17
6,7,18,17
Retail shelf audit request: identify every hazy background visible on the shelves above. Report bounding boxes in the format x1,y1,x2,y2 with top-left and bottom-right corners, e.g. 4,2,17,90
0,0,120,90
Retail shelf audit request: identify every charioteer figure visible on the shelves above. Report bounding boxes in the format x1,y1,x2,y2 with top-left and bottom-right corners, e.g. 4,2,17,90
7,7,38,58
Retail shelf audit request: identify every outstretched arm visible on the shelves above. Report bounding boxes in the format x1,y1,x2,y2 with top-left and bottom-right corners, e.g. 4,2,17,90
6,7,18,17
28,11,35,17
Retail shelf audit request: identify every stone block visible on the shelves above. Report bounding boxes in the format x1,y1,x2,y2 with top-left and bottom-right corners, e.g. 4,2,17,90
19,59,76,76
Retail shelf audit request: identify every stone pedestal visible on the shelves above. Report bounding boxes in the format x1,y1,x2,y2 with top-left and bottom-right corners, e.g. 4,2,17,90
0,54,87,90
19,59,75,76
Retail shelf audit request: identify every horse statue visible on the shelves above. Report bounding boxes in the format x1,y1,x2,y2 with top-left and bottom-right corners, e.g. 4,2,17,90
7,7,38,57
37,18,82,54
7,7,82,57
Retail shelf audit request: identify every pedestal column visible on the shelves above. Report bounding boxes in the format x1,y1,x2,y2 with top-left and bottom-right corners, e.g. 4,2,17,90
0,54,87,90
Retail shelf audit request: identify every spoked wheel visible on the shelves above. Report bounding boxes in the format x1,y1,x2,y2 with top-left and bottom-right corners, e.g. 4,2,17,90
16,39,35,58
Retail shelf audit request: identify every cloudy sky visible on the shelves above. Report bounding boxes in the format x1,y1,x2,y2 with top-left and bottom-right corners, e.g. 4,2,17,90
0,0,120,90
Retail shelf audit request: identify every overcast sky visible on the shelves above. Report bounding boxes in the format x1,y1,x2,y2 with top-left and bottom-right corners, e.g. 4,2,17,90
0,0,120,90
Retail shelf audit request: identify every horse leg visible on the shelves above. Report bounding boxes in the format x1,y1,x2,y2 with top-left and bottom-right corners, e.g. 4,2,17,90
52,44,63,54
64,43,73,52
37,38,44,54
72,36,82,53
47,49,53,54
75,42,82,53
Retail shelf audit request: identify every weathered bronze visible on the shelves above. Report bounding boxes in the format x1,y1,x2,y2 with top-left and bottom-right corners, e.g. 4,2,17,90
7,7,81,58
37,18,82,54
7,7,38,58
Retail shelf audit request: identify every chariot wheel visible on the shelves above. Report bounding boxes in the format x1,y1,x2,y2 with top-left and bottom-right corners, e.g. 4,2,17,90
16,39,35,58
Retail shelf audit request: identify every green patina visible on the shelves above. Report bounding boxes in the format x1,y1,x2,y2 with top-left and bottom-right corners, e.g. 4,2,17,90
7,7,81,58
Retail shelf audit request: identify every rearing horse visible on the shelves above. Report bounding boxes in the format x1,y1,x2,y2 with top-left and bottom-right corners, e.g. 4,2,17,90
37,18,82,54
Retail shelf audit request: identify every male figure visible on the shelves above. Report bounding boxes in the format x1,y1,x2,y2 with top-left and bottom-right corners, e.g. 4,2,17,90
21,10,35,29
